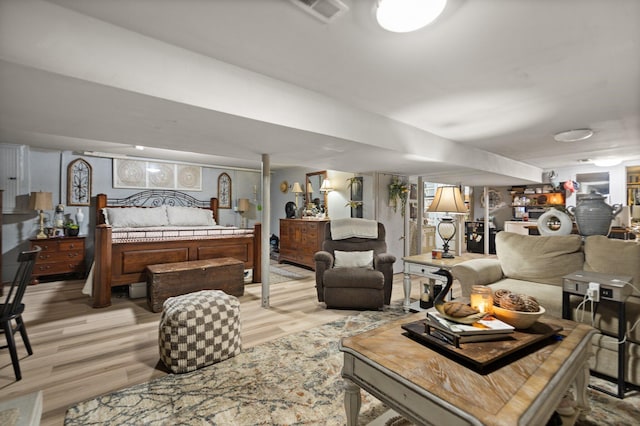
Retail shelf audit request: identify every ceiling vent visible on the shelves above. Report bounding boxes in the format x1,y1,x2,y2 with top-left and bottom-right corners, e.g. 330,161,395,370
290,0,349,23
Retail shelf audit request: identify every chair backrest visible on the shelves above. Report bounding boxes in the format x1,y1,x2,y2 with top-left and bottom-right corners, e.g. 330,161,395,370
1,246,41,319
322,222,387,256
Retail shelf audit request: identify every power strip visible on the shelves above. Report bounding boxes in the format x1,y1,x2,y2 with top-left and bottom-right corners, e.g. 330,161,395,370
587,282,600,302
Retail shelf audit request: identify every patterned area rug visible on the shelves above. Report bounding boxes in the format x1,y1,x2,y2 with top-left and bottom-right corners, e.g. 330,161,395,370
65,307,640,426
269,266,310,284
64,308,407,425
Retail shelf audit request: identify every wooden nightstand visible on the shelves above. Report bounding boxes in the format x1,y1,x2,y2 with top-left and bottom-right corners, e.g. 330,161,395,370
29,236,86,284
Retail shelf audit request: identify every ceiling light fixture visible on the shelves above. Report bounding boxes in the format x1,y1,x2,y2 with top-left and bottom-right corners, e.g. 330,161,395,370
553,128,594,142
592,158,621,167
376,0,447,33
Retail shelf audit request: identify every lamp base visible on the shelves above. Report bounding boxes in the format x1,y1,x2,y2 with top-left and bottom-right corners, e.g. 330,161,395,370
36,231,48,239
441,252,455,259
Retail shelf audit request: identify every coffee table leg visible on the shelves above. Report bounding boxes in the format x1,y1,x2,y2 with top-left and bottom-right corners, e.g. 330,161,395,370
344,379,361,426
574,358,592,418
403,270,412,312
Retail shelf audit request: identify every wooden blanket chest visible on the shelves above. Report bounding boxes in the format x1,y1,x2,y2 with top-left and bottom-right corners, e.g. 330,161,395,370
146,257,244,313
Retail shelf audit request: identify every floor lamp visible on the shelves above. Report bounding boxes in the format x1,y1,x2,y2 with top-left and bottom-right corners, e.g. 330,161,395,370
29,191,53,239
427,186,467,258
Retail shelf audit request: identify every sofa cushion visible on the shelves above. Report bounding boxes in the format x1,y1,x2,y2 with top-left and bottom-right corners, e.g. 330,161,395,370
495,232,584,286
583,235,640,296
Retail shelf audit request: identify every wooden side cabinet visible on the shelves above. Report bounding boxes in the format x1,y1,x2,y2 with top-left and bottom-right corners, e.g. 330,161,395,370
30,236,86,284
279,219,328,270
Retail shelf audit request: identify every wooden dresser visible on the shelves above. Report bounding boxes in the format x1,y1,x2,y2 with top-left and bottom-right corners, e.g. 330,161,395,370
30,236,86,284
279,219,328,270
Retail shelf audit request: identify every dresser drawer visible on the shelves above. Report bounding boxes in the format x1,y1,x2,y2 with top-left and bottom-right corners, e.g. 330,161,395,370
33,261,84,276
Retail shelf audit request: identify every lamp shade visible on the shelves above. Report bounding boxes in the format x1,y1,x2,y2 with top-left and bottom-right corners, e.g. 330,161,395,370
307,182,313,193
29,191,53,211
291,182,303,194
237,198,250,212
319,179,333,192
427,186,466,213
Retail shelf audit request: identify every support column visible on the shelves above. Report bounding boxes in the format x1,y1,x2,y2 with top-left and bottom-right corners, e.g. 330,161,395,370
261,153,271,308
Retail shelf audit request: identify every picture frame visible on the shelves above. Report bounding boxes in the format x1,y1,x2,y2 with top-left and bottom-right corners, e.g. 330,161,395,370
67,158,92,206
218,172,232,209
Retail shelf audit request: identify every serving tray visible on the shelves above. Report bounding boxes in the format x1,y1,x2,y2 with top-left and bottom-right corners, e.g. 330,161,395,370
402,316,563,373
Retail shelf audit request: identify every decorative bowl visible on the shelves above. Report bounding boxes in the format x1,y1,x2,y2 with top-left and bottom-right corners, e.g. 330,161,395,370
492,305,545,329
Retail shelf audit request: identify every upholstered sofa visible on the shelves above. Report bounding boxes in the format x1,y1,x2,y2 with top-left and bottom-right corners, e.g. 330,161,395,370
452,232,640,386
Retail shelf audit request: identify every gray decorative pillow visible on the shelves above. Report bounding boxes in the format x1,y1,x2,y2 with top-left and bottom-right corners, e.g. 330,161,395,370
106,206,169,228
166,206,216,226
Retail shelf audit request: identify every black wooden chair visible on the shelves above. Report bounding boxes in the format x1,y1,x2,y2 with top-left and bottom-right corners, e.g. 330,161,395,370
1,246,40,381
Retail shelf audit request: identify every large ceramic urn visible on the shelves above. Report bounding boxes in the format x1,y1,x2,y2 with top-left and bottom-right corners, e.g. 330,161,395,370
568,190,622,236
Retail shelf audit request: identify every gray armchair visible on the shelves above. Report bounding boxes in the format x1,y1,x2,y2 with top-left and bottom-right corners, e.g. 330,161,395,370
314,221,396,310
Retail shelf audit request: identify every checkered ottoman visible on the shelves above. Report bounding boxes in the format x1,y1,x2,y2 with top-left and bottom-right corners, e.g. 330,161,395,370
159,290,241,374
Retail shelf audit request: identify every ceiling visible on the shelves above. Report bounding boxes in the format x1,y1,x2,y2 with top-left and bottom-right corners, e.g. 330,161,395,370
0,0,639,186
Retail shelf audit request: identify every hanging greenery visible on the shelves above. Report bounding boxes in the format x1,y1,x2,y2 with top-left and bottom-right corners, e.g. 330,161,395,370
389,176,409,216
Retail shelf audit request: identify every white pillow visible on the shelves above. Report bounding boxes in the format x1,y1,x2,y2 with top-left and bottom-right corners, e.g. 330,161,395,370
166,206,216,226
106,206,169,228
334,250,374,269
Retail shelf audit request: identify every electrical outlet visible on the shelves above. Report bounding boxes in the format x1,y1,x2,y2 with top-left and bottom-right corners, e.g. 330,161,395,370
588,282,600,302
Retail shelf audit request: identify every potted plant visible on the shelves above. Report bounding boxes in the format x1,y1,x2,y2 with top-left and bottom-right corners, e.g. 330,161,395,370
389,176,409,216
65,221,80,237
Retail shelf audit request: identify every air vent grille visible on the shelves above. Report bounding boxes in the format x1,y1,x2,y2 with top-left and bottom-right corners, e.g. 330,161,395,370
290,0,349,23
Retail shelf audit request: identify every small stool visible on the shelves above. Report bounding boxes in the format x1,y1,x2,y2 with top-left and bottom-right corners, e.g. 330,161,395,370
159,290,241,373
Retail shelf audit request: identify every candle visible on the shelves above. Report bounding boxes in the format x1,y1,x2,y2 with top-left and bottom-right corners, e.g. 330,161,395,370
470,285,493,314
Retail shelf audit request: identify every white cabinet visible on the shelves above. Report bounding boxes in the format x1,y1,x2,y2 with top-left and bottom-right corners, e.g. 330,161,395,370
504,221,535,235
0,144,30,213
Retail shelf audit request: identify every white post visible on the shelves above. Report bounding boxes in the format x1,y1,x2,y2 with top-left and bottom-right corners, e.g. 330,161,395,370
484,186,490,254
261,154,271,308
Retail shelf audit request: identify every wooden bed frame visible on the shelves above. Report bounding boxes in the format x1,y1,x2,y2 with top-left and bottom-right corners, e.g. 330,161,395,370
92,190,261,308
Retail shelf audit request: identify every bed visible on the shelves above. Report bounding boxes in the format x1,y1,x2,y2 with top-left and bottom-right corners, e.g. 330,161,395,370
92,190,261,308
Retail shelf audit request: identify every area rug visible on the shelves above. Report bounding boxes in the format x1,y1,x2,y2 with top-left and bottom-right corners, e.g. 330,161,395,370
269,266,309,284
64,308,407,425
65,308,640,426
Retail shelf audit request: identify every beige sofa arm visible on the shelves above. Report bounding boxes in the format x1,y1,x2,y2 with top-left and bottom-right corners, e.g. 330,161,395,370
452,258,504,298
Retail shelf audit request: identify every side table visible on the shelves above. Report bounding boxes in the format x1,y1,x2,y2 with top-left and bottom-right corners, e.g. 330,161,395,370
402,253,481,312
562,270,633,398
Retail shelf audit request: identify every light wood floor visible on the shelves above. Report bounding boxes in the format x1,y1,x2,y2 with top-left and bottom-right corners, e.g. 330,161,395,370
0,262,432,426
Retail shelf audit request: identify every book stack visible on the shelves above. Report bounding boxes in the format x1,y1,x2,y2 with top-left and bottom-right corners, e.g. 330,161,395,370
425,312,515,347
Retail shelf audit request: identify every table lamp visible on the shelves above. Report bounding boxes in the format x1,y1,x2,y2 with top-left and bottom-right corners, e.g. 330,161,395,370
237,198,250,228
319,178,333,218
291,182,303,208
427,186,467,258
29,191,53,239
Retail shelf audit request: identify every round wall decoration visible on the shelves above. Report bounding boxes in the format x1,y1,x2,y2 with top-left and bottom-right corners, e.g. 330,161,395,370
479,188,503,210
280,181,289,193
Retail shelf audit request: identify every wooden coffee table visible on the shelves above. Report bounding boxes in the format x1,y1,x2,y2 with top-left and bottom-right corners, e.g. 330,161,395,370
340,314,597,426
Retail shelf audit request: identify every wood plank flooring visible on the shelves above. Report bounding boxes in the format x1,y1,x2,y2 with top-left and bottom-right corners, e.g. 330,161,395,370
0,262,430,426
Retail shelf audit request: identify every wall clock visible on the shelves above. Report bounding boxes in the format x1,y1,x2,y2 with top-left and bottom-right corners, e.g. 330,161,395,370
218,172,232,209
67,158,92,206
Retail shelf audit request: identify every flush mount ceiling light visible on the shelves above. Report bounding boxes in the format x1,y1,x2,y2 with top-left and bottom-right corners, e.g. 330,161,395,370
376,0,447,33
592,158,621,167
553,128,594,142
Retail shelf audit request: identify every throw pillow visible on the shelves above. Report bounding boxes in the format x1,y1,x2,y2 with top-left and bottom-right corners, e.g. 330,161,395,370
334,250,374,269
166,206,216,226
105,206,169,228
